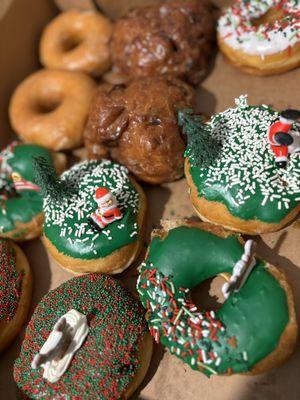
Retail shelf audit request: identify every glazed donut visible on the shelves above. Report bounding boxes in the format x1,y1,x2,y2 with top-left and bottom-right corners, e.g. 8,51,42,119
9,69,96,151
84,77,195,184
137,220,297,376
14,273,152,398
111,0,216,85
34,157,146,274
217,0,300,75
0,142,66,241
40,10,112,76
0,239,32,352
182,96,300,234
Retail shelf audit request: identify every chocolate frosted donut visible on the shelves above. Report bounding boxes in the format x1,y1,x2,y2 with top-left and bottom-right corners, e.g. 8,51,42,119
84,76,195,184
111,0,216,85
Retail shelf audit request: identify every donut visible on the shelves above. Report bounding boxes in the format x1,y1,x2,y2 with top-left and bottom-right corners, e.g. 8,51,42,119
111,0,216,85
84,77,195,184
9,69,96,151
182,96,300,234
0,239,32,352
137,220,297,376
14,273,152,398
217,0,300,75
0,142,66,241
40,10,112,76
34,157,147,274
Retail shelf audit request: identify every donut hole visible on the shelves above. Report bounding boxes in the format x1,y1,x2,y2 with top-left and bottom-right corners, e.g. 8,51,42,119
35,97,62,114
252,8,285,27
190,275,227,312
61,34,82,53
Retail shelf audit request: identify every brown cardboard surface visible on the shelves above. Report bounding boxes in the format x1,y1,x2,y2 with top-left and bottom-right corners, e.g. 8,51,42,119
0,0,58,144
0,1,300,399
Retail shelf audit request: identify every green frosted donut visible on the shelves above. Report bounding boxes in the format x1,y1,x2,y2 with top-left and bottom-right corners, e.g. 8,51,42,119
181,96,300,231
35,158,146,273
0,142,55,240
137,222,296,377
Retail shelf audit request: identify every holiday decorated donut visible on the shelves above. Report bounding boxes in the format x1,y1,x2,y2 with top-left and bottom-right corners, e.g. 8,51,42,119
217,0,300,75
0,239,32,352
9,69,96,151
34,158,147,274
40,10,112,76
0,142,66,241
137,220,297,377
14,273,152,399
182,96,300,234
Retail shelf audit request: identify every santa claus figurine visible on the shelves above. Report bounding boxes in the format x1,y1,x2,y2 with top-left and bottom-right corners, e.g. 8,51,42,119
268,109,300,168
89,187,122,231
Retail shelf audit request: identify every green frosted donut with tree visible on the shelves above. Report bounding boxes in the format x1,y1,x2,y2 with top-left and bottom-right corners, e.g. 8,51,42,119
182,96,300,234
0,142,61,241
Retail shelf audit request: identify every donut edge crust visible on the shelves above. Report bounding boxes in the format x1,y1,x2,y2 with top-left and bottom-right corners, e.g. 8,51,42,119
0,242,32,352
149,218,298,376
218,36,300,76
43,177,147,274
123,332,153,399
185,159,300,235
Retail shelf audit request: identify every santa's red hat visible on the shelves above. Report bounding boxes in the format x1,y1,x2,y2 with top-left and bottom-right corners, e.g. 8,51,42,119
94,187,112,204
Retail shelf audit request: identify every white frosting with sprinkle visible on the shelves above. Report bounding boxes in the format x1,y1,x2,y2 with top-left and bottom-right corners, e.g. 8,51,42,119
218,0,300,56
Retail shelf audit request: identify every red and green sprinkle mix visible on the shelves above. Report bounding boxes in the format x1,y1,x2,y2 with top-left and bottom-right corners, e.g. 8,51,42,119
137,265,249,377
218,0,300,56
0,239,22,321
14,274,148,399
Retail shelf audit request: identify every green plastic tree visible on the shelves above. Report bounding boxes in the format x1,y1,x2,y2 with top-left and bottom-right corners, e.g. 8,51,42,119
178,110,222,168
33,156,74,202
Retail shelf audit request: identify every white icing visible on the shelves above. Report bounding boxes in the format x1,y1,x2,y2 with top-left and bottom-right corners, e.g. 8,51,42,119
222,240,256,298
289,130,300,153
218,0,300,56
31,309,89,383
235,94,248,108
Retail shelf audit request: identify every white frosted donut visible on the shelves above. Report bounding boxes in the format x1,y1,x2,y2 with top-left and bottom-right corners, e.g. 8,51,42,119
217,0,300,75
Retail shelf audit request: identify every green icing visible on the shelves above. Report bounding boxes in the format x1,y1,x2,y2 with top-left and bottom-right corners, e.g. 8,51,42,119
0,143,53,234
137,225,289,376
43,160,141,260
184,96,300,223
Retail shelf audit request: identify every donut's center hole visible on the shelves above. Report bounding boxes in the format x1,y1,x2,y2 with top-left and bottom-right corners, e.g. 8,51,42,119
190,275,227,312
61,35,82,52
35,98,61,114
252,8,285,27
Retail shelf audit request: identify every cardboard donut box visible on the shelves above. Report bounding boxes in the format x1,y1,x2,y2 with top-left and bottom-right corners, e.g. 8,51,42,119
0,0,299,399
